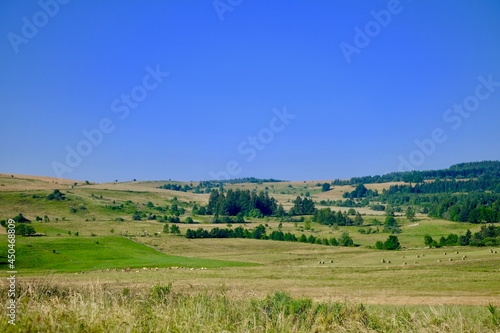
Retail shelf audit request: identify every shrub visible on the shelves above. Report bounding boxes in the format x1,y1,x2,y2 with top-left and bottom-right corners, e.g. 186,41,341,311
16,223,36,236
47,189,65,201
12,213,30,223
383,235,401,250
339,232,354,247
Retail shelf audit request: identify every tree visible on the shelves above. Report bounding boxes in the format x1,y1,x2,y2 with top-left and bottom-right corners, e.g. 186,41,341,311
252,224,267,239
290,196,303,215
383,235,400,250
385,206,395,217
383,216,400,234
16,223,36,236
459,229,472,246
424,234,434,247
468,208,482,223
339,231,354,246
163,224,170,233
322,183,331,192
170,224,181,235
275,204,286,217
185,217,194,224
302,197,316,214
304,219,311,230
354,212,363,226
185,229,195,239
236,212,245,223
406,206,416,221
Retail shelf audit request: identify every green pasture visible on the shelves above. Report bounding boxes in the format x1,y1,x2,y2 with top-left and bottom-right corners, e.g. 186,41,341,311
3,235,254,274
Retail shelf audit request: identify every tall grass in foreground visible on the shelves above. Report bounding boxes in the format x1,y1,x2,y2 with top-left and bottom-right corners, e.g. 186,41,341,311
1,281,499,332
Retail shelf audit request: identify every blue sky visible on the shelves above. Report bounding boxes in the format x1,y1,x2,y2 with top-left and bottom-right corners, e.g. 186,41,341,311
1,0,499,182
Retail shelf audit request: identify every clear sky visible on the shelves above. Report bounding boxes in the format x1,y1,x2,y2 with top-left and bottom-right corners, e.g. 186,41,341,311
1,0,499,182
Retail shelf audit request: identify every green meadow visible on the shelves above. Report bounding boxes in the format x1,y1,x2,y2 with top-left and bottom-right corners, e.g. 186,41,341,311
13,236,254,274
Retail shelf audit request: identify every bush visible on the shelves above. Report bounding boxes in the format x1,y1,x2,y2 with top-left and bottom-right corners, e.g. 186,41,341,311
371,204,385,211
339,232,354,247
16,223,36,236
47,189,65,201
12,213,30,223
383,235,401,250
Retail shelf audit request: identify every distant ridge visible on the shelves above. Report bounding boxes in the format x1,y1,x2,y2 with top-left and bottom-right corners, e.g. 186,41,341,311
333,160,500,185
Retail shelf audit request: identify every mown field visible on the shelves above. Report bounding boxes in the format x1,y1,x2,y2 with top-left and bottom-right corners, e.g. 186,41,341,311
1,174,500,332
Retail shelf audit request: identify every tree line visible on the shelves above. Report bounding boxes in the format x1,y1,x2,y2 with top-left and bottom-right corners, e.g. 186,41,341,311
424,225,500,247
382,177,500,195
333,160,500,185
312,208,363,226
203,190,316,218
185,225,355,247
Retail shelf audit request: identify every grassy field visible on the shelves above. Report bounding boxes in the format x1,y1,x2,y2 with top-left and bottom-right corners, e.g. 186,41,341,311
13,236,254,274
1,174,500,331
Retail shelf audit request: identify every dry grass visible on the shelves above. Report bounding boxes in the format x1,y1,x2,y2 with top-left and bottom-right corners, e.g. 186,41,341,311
0,174,78,191
1,281,499,332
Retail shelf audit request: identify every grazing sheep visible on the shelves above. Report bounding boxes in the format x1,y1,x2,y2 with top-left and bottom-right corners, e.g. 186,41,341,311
381,259,386,263
387,260,391,264
438,260,441,262
443,252,447,255
403,262,407,265
462,256,466,260
330,260,333,263
414,261,418,264
449,258,453,261
401,256,405,259
490,249,494,253
495,251,498,254
421,254,425,257
416,255,420,258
